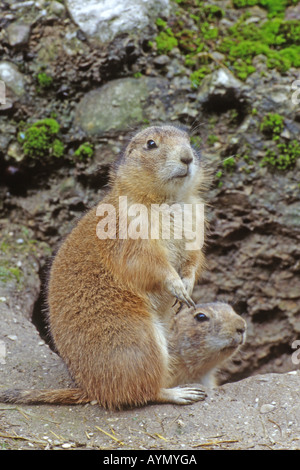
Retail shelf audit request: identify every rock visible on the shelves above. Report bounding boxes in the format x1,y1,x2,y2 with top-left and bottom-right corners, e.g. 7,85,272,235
277,201,300,228
259,83,298,114
0,340,6,365
247,5,268,19
153,55,171,68
285,2,300,20
6,22,31,47
7,334,18,341
65,0,170,44
0,61,26,96
260,403,276,414
0,100,14,113
7,142,23,162
0,123,16,154
74,76,169,135
57,176,77,197
49,1,66,16
197,68,248,110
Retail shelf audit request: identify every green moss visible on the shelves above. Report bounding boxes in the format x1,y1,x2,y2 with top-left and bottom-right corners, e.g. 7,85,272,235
190,66,210,88
207,134,219,146
233,0,299,17
232,60,256,80
153,20,179,53
74,142,94,160
200,22,219,40
233,0,258,6
228,18,300,49
37,72,53,89
0,265,22,284
156,18,168,28
260,113,284,137
259,113,300,170
190,135,202,147
220,17,300,77
168,0,299,83
223,156,236,172
177,29,205,54
0,227,51,288
203,5,224,20
215,170,223,187
262,140,300,170
155,31,178,53
269,46,300,71
18,118,64,160
52,138,65,158
152,5,221,55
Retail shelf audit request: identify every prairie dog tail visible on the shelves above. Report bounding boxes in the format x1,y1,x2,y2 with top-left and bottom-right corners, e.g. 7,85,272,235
0,388,91,405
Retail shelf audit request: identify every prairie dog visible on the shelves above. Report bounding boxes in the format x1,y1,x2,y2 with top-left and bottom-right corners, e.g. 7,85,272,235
0,126,207,410
169,303,247,388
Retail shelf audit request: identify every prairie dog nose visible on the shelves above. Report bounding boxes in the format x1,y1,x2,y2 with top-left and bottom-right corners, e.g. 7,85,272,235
179,147,193,165
237,326,246,335
236,319,246,337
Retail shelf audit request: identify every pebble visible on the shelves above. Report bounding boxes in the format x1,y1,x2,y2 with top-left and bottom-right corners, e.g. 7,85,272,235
65,0,170,43
61,442,73,448
7,142,23,163
7,335,18,341
260,404,276,414
153,55,171,67
10,1,34,9
6,22,31,47
0,341,6,365
50,1,66,16
75,76,169,135
0,61,26,96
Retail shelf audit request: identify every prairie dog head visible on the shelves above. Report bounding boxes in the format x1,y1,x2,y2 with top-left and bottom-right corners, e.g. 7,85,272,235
115,126,203,200
169,303,247,386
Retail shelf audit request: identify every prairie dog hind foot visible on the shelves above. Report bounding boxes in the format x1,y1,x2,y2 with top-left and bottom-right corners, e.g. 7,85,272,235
157,386,206,405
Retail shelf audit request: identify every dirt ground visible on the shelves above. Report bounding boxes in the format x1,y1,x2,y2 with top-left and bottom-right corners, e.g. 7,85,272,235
0,288,299,451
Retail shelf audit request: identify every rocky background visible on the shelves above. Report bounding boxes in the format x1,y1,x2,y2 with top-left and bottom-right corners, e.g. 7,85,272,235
0,0,299,450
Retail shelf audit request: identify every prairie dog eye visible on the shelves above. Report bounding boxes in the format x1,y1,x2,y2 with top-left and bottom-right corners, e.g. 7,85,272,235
195,312,209,322
146,139,157,149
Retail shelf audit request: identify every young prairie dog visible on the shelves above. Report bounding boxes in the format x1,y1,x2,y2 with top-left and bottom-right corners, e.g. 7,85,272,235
169,303,247,388
0,125,207,410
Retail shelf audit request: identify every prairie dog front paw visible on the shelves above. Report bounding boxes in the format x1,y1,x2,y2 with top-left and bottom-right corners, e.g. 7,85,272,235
165,277,196,309
181,276,195,297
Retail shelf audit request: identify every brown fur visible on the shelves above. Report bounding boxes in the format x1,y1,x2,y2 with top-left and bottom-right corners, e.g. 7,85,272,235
0,126,207,410
169,303,247,388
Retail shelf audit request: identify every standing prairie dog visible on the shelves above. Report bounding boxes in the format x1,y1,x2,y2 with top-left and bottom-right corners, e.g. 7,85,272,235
169,303,247,388
0,125,207,410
